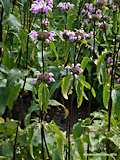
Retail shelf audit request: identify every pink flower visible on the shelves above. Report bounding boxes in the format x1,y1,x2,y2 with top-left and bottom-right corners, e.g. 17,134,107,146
42,18,49,28
34,71,55,84
45,31,55,43
57,2,74,12
29,30,39,40
31,0,53,14
117,78,120,83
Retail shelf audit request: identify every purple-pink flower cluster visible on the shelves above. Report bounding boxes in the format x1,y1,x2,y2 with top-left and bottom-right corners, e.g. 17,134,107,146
96,0,107,6
42,18,49,29
29,30,55,43
33,71,55,84
45,31,55,43
29,30,39,41
61,64,83,78
60,29,92,42
57,2,74,12
98,22,109,31
82,3,102,21
31,0,53,14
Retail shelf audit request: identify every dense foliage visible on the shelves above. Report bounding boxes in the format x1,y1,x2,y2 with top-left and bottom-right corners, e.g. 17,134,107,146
0,0,120,159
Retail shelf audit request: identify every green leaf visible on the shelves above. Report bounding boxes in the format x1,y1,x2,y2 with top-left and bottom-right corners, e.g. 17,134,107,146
81,57,90,70
50,42,58,60
112,89,120,119
0,142,13,158
48,100,65,108
30,143,35,159
38,82,50,112
73,120,83,139
49,123,66,160
0,0,12,15
97,52,109,85
91,87,96,98
103,84,110,108
0,156,9,159
61,74,72,99
7,83,21,109
73,121,85,160
7,14,21,29
75,80,83,108
0,87,7,115
32,127,41,147
79,76,91,89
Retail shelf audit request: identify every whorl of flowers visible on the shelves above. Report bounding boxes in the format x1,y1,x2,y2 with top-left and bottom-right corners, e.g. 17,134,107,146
82,3,102,20
42,18,49,29
29,30,55,43
96,0,107,6
61,64,83,77
60,29,92,42
31,0,53,14
60,30,77,42
57,2,74,12
29,30,39,41
33,71,55,84
98,22,109,31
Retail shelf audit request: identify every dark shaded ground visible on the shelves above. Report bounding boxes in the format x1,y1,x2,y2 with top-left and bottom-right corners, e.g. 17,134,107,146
2,85,101,131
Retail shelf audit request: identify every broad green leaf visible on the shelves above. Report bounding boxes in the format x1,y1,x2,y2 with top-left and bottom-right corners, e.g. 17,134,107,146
77,137,85,160
0,142,13,158
38,82,50,112
50,42,58,60
91,87,96,98
79,76,91,89
61,74,72,99
96,52,109,85
81,57,90,70
48,99,65,107
49,123,66,142
103,84,110,108
32,127,41,147
30,143,35,159
0,156,9,159
7,83,21,109
73,121,85,160
5,121,18,137
7,14,21,29
112,89,120,119
0,87,7,115
49,123,66,160
75,80,83,108
73,120,83,139
0,0,12,15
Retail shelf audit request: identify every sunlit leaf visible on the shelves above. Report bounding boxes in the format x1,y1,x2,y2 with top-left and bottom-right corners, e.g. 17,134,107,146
61,74,72,99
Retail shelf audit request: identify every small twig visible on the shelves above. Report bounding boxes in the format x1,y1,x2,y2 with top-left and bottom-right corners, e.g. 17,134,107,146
13,121,19,160
41,124,45,160
43,127,51,160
